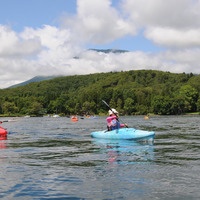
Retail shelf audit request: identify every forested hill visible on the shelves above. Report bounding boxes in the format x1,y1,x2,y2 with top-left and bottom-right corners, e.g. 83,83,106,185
0,70,200,116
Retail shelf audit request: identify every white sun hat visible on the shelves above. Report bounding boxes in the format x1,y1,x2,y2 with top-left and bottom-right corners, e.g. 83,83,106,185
109,108,118,115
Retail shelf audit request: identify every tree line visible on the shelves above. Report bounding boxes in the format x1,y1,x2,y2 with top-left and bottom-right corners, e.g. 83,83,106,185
0,70,200,116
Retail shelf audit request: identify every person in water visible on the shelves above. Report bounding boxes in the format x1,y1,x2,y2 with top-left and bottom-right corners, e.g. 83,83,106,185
106,108,127,131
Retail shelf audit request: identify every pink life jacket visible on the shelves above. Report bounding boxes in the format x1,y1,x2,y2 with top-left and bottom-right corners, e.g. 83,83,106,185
106,116,124,129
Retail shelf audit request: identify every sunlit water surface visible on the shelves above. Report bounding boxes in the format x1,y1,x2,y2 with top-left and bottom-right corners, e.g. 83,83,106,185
0,115,200,199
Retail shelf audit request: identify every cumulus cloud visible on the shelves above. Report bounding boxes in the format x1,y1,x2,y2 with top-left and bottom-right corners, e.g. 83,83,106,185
0,25,41,57
122,0,200,28
145,27,200,48
61,0,136,44
1,0,200,88
121,0,200,48
21,25,71,49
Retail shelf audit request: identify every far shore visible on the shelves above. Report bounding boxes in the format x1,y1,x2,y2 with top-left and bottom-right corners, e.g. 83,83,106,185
0,112,200,118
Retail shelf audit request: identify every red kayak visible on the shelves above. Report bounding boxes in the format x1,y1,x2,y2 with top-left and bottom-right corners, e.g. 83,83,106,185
0,121,8,136
0,126,7,136
70,118,78,121
70,115,78,121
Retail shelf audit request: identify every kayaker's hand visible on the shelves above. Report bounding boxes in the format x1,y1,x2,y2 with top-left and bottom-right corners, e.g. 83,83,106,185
125,123,128,127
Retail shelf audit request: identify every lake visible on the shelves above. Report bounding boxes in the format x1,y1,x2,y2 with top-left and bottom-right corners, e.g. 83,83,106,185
0,115,200,199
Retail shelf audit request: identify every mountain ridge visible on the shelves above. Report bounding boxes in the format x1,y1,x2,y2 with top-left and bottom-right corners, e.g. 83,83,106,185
8,75,63,88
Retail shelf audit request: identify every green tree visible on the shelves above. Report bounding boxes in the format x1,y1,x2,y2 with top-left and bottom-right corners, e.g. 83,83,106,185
82,101,96,114
124,98,135,115
75,102,81,114
170,96,185,114
116,98,123,114
179,85,198,112
2,101,18,115
152,96,164,114
196,98,200,112
29,102,43,115
109,98,116,108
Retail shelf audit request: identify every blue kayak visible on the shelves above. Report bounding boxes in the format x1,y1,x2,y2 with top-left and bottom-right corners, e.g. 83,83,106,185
91,128,155,140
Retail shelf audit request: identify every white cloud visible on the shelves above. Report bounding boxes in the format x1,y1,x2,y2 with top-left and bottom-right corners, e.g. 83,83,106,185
21,25,71,49
145,27,200,48
61,0,136,44
160,48,200,73
1,0,200,88
122,0,200,28
121,0,200,48
0,25,41,57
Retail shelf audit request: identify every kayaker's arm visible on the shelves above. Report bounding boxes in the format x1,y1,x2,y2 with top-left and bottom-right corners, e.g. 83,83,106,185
115,114,128,128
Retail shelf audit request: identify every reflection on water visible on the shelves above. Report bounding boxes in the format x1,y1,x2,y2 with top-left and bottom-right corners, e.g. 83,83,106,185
92,139,155,165
0,135,7,149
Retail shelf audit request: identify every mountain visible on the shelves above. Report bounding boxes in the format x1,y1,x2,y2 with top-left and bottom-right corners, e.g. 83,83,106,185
8,75,63,88
73,49,129,59
89,49,129,53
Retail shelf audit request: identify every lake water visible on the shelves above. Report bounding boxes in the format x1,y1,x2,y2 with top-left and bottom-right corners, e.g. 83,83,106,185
0,115,200,199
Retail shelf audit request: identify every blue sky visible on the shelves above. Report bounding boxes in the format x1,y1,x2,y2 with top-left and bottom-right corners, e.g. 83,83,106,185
0,0,76,31
0,0,200,88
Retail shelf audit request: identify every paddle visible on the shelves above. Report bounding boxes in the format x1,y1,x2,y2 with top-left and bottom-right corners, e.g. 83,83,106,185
102,100,128,128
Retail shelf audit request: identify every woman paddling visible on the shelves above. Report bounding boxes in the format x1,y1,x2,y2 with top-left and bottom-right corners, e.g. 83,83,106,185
106,108,127,131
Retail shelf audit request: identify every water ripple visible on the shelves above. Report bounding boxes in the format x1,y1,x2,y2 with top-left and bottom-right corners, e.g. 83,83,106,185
0,116,200,199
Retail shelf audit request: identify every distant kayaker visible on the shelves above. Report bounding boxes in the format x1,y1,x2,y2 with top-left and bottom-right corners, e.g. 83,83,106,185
107,109,127,131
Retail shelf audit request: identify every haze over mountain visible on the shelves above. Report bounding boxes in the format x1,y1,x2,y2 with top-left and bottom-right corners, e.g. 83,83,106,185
7,49,127,88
